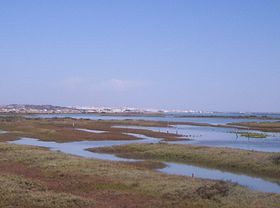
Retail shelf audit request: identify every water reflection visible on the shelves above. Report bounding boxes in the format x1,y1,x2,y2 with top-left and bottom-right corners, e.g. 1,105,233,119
9,132,280,194
159,163,280,193
76,128,107,134
27,113,279,125
114,125,280,152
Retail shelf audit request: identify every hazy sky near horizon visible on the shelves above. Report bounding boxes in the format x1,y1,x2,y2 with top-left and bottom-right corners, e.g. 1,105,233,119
0,0,279,112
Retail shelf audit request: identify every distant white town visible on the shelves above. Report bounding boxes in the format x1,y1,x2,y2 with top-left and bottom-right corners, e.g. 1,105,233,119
0,104,205,114
0,104,160,114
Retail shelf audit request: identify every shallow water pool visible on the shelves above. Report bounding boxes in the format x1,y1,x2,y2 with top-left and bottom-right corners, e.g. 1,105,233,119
9,132,280,194
114,125,280,152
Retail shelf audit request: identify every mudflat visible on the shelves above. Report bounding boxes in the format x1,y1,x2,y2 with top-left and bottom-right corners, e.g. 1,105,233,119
1,116,280,207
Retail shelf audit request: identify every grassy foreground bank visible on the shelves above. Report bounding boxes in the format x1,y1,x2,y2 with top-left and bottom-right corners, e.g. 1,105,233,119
92,143,280,180
0,142,280,208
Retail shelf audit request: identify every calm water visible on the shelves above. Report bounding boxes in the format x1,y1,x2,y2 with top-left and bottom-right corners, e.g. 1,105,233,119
9,131,280,194
76,128,108,134
159,163,280,193
8,113,280,193
28,113,279,125
9,133,160,161
114,125,280,152
9,138,137,162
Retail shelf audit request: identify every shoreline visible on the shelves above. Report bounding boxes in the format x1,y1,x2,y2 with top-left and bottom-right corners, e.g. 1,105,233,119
91,143,280,181
2,112,280,120
1,116,280,206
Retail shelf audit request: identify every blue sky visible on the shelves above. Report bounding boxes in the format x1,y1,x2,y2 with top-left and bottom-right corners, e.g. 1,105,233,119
0,0,279,112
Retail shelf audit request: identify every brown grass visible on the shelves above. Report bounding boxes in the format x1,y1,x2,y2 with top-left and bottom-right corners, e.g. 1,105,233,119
0,117,184,142
92,143,280,180
0,142,280,207
230,121,280,132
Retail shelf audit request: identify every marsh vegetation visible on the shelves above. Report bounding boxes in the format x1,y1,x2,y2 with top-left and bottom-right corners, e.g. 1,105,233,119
1,143,280,208
1,116,280,207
